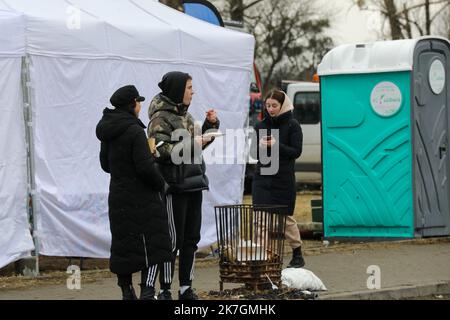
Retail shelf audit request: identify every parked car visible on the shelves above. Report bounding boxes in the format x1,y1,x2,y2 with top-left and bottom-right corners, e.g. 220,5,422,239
286,81,321,187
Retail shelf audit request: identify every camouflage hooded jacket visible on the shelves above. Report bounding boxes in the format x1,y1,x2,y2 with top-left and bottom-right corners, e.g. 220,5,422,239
147,94,220,193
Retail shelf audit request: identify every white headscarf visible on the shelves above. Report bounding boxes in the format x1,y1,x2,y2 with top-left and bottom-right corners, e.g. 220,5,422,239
277,92,294,116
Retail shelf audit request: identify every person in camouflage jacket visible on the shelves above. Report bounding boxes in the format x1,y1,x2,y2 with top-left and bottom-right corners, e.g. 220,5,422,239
147,71,219,300
147,93,219,193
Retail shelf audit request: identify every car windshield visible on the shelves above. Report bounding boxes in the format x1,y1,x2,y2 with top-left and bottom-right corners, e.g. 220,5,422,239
293,92,320,125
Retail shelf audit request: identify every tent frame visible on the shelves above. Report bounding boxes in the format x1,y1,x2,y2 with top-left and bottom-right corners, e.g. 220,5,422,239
21,54,40,276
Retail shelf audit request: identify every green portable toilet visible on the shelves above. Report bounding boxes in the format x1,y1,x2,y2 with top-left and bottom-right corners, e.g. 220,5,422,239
318,37,450,239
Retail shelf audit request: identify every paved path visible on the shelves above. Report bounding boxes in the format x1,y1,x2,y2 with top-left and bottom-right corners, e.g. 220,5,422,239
1,240,449,300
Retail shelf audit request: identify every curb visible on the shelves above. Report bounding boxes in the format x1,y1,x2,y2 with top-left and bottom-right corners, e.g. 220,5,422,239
319,281,450,300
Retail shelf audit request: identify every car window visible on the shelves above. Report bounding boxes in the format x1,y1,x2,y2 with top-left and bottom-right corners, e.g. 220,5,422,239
293,92,320,125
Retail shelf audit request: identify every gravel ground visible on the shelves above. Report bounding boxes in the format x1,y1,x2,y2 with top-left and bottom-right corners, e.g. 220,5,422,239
2,192,450,300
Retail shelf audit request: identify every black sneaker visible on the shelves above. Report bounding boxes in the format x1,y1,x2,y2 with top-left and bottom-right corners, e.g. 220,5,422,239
120,285,138,300
139,285,156,300
179,287,199,300
157,289,173,300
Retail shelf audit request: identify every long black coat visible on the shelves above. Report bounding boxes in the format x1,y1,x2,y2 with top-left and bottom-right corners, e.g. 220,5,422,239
252,111,303,215
96,108,172,275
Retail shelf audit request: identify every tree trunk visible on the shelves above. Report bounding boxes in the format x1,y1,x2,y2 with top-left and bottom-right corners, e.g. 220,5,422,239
383,0,403,39
263,62,277,94
425,0,431,35
229,0,245,22
447,8,450,39
403,4,412,38
448,8,450,40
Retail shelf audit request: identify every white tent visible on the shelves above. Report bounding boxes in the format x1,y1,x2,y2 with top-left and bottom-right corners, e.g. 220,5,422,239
0,10,35,268
0,0,254,267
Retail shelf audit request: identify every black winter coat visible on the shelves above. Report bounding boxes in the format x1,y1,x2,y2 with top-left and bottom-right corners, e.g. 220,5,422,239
96,108,172,275
252,111,303,215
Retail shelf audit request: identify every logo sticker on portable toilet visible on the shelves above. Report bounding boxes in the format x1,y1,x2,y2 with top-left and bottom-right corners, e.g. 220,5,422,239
429,60,446,95
370,82,403,117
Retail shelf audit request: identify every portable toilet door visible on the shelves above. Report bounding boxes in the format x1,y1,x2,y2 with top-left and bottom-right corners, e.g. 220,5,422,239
318,37,450,239
413,39,450,237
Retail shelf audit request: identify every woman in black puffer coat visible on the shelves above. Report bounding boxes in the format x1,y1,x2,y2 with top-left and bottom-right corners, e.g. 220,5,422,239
96,85,172,300
252,89,306,268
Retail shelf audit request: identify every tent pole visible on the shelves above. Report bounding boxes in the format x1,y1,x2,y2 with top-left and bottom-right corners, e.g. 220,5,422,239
241,73,251,203
21,55,40,277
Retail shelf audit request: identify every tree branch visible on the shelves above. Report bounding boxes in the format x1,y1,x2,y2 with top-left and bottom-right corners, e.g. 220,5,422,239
243,0,266,10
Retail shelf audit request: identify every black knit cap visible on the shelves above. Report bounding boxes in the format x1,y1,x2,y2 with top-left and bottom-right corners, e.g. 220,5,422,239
110,85,145,109
158,71,191,104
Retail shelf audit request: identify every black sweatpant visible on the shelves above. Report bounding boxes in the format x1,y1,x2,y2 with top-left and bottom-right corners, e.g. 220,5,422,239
160,191,202,289
117,262,172,288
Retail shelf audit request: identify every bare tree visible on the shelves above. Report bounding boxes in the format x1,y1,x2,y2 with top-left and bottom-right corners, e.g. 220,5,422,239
384,0,404,39
445,5,450,38
433,0,450,38
246,0,333,92
355,0,450,39
227,0,265,21
209,0,334,91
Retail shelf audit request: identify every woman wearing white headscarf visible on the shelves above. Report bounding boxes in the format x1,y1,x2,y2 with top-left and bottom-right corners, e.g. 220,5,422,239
252,88,305,268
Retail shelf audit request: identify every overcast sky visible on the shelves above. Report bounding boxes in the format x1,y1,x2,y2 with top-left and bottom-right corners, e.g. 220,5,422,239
208,0,383,45
318,0,382,45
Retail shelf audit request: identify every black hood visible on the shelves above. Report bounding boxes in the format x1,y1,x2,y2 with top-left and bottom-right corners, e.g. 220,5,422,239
158,71,190,105
96,108,145,142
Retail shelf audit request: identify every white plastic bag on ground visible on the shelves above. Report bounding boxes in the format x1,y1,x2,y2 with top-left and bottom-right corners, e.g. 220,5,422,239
281,268,327,291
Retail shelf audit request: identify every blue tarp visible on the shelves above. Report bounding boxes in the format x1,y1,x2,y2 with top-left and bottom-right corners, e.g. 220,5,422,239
183,1,223,26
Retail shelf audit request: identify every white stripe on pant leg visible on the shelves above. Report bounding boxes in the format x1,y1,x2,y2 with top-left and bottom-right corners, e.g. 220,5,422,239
167,262,170,284
169,196,176,251
150,265,157,287
190,254,196,281
147,265,157,286
169,196,177,252
147,266,153,287
164,262,167,283
151,265,157,286
166,262,170,284
169,262,172,282
146,267,152,287
167,194,176,252
166,195,175,251
167,262,172,284
147,265,157,287
167,195,174,244
149,267,153,287
165,194,173,248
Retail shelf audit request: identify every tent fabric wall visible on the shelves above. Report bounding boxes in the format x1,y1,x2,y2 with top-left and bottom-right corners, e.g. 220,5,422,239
0,11,35,268
30,56,250,256
0,57,35,268
0,58,34,268
0,0,254,259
